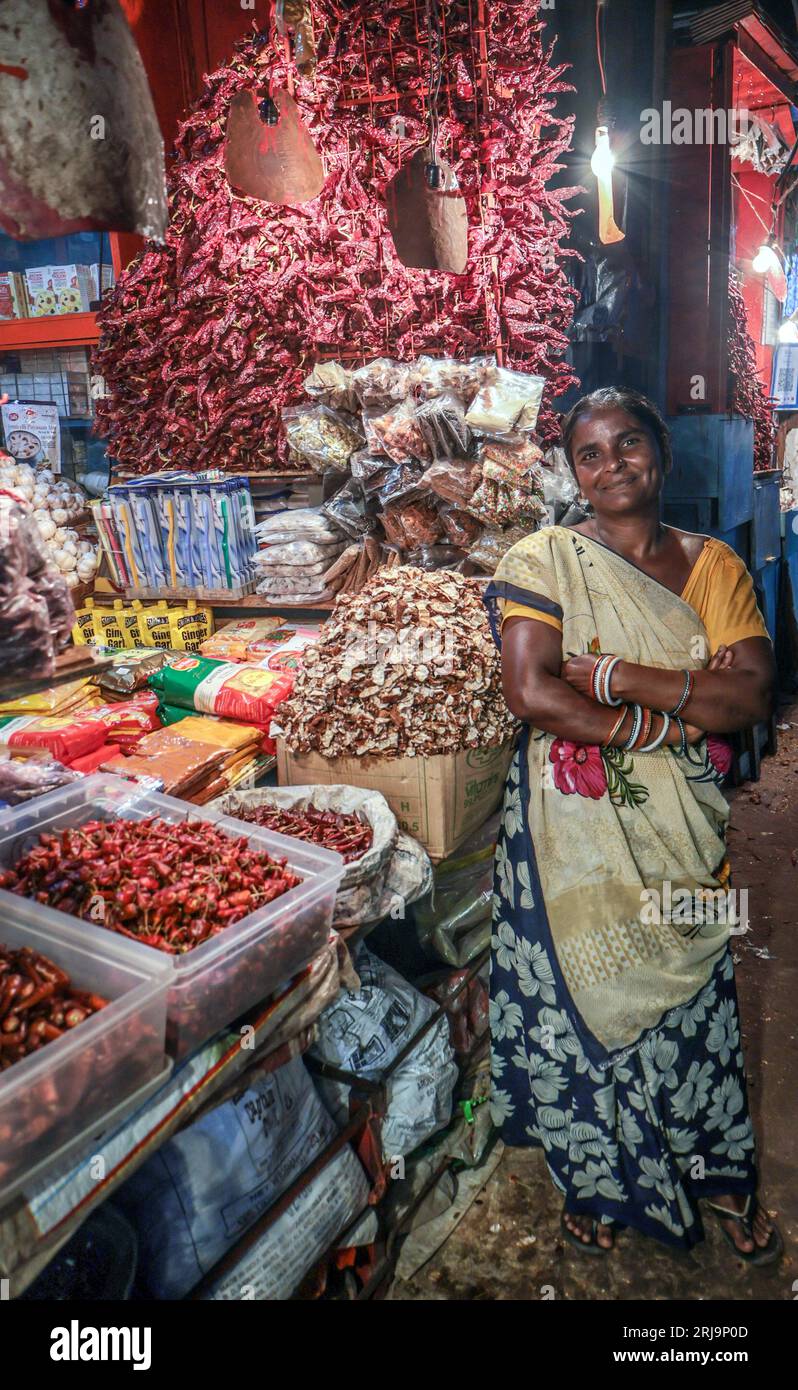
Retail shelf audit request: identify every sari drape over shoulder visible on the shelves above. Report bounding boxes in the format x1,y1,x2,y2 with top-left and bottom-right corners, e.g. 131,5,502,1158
483,527,769,1247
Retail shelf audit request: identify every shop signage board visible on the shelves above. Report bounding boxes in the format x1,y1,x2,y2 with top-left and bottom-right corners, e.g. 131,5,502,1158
771,344,798,410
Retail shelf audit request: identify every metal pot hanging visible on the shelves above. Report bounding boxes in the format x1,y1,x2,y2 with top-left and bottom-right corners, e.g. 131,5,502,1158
224,86,325,206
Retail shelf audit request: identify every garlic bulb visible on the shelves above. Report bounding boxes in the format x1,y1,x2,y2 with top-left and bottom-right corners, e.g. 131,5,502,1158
36,517,57,542
51,507,68,525
54,549,77,572
76,558,96,582
64,571,81,589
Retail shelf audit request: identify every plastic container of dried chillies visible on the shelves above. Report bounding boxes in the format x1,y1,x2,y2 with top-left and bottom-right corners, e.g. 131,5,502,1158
0,905,170,1204
0,776,344,1061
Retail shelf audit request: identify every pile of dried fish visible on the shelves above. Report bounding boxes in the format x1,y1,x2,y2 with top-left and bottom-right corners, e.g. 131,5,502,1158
278,568,516,758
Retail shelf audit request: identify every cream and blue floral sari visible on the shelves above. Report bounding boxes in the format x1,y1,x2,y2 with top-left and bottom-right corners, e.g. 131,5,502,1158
483,527,756,1248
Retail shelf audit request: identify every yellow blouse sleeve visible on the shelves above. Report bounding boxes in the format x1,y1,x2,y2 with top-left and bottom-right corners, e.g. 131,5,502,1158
697,548,770,651
500,599,563,634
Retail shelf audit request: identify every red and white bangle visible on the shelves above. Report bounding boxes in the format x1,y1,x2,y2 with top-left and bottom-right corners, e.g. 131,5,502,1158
591,654,623,707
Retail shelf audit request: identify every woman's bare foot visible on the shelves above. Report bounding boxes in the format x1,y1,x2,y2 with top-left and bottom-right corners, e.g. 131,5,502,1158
710,1193,774,1254
562,1210,615,1249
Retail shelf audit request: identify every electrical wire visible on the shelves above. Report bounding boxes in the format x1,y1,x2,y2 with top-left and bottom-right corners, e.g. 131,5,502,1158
425,0,443,166
595,0,607,96
731,172,775,240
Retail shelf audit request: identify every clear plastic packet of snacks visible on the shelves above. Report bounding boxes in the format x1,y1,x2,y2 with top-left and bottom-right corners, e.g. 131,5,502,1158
381,496,444,549
467,525,530,574
465,368,545,435
404,544,469,571
366,400,431,464
302,360,358,412
375,461,426,508
352,358,410,409
321,479,379,539
349,448,392,482
420,457,482,505
282,403,363,472
438,505,483,549
407,356,474,403
414,391,472,459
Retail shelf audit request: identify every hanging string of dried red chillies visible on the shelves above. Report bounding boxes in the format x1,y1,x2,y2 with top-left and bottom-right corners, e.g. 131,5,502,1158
93,2,579,475
728,270,776,473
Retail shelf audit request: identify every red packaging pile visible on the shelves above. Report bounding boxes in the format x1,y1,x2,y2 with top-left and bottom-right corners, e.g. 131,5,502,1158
93,3,578,475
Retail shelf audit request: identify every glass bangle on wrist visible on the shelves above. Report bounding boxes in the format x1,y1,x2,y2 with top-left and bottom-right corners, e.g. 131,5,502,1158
668,670,694,717
591,654,623,707
623,704,643,750
606,705,630,744
638,712,671,752
674,715,688,757
633,707,653,750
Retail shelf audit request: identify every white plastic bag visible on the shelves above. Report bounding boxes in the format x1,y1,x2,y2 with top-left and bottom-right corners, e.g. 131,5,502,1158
311,944,457,1159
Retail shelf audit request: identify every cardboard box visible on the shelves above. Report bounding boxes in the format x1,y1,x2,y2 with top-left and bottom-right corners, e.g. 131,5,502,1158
51,264,94,314
0,272,29,320
25,266,58,317
276,739,515,862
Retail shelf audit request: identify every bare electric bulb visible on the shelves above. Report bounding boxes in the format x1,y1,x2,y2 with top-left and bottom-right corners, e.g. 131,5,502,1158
590,127,614,179
752,241,780,275
778,313,798,343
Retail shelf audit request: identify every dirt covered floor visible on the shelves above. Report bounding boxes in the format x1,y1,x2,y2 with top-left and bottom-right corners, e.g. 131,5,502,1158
391,710,798,1302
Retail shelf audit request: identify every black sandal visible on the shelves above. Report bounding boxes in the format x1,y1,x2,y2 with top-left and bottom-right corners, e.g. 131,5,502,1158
560,1207,615,1256
705,1195,783,1267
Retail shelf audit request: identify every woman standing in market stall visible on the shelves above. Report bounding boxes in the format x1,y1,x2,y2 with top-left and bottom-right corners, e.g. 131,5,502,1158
483,387,783,1263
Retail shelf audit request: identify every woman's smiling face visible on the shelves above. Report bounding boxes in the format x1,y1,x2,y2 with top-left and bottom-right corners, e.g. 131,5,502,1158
569,406,666,518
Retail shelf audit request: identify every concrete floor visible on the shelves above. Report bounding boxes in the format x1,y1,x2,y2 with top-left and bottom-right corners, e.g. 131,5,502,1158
392,710,798,1302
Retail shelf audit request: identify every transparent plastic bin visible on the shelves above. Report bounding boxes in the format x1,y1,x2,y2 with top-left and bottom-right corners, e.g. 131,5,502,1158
0,903,170,1205
0,775,344,1060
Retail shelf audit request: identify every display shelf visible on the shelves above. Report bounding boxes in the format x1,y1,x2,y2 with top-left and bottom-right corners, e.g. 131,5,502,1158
209,595,334,613
0,312,99,353
0,647,113,704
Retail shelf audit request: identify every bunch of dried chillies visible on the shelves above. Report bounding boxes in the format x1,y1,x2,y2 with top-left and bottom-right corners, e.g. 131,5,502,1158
0,945,108,1071
236,804,373,862
93,3,579,475
0,817,302,956
728,270,776,473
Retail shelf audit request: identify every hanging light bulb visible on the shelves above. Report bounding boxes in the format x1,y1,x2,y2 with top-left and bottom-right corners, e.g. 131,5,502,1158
778,310,798,343
752,237,780,275
591,124,624,245
590,126,614,179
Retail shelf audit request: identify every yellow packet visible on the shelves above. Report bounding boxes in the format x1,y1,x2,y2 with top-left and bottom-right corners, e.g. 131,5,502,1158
138,602,173,650
0,677,93,716
94,605,126,650
115,600,144,649
71,598,97,647
167,601,214,653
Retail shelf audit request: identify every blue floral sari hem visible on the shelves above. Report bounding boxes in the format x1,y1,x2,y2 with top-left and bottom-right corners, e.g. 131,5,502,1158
489,738,757,1251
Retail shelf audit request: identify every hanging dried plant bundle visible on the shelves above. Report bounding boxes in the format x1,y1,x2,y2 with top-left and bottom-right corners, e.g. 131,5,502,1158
728,270,776,473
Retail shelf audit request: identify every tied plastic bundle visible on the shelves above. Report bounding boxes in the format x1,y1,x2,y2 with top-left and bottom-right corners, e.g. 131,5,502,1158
254,508,346,604
277,567,516,757
0,492,75,682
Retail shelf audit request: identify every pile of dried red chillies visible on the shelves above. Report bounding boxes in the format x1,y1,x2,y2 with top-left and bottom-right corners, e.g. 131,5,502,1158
93,5,578,474
0,945,108,1071
237,805,373,863
0,817,302,956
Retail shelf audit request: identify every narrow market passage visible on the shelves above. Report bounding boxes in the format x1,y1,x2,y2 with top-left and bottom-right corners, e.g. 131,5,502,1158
391,713,798,1301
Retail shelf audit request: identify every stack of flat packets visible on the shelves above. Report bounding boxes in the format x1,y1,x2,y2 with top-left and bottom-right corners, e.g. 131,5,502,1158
93,472,258,599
